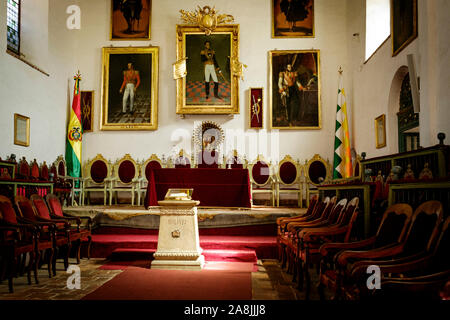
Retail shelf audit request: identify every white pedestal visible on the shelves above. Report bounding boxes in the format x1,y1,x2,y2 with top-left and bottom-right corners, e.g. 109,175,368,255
151,200,205,270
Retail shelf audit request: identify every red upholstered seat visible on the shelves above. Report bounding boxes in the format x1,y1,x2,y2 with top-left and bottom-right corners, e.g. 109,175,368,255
279,161,297,185
91,160,108,183
145,160,162,181
252,161,270,185
118,160,135,184
48,197,64,217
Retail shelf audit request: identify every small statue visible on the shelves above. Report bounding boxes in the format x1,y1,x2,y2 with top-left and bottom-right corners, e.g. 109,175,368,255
364,168,373,182
386,170,395,183
375,170,384,184
419,162,433,180
403,164,415,180
391,165,402,181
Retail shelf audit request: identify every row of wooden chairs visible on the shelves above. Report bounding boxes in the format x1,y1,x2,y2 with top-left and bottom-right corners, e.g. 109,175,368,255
0,194,92,293
277,196,450,300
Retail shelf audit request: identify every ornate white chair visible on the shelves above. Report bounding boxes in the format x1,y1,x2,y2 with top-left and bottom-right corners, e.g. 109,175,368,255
305,154,332,207
82,154,112,205
136,154,163,206
109,154,139,205
249,154,275,206
275,155,303,207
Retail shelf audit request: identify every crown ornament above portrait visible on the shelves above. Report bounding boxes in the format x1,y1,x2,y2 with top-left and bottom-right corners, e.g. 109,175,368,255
180,5,234,35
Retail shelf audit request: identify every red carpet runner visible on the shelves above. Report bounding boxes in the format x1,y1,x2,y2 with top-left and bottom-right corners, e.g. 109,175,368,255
82,267,252,300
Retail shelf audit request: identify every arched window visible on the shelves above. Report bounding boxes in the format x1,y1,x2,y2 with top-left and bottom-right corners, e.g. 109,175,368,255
397,73,419,152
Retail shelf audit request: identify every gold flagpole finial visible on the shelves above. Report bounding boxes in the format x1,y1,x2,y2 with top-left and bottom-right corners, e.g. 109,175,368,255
338,66,343,75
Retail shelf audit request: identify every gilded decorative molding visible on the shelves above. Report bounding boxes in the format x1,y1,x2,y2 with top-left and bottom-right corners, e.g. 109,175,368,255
179,5,234,35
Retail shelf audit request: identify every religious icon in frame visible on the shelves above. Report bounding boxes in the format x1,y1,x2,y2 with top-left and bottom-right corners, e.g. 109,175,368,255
391,0,417,57
80,91,94,132
249,88,263,129
110,0,152,40
375,114,386,149
176,24,240,115
269,50,321,130
100,46,158,131
272,0,314,38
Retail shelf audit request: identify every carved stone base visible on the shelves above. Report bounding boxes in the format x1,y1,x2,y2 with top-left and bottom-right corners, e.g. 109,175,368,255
151,255,205,270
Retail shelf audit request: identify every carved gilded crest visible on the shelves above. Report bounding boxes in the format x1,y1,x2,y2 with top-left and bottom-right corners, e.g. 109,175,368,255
179,5,234,35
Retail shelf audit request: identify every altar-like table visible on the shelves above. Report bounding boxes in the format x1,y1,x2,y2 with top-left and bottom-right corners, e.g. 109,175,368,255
144,168,252,208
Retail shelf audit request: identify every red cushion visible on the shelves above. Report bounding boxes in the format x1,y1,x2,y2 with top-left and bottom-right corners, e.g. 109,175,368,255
252,161,270,185
279,161,297,184
0,202,18,224
145,161,162,181
118,160,135,183
48,198,64,217
309,161,327,184
91,160,108,183
32,199,51,219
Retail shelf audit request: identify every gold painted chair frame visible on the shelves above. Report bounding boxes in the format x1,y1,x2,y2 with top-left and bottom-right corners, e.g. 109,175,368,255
109,154,139,206
82,154,112,205
305,154,331,207
275,155,303,208
249,154,276,207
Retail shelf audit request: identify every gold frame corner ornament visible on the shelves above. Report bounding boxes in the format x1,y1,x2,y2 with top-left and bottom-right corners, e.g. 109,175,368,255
375,114,387,149
175,24,240,115
100,46,159,131
14,113,30,147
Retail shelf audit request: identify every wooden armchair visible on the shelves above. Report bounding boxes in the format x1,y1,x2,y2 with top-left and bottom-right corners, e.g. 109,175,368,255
335,200,443,300
135,154,163,206
305,154,331,208
367,217,450,300
292,198,357,295
174,149,191,168
109,154,139,205
82,154,112,205
318,203,413,300
275,155,303,207
0,197,37,293
249,155,275,206
46,193,92,261
0,195,54,281
15,195,71,277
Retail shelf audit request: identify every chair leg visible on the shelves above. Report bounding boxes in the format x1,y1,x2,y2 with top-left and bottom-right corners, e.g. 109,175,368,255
297,258,304,291
8,254,17,293
87,236,92,259
76,239,81,264
64,244,70,270
34,250,40,284
304,261,311,299
52,247,58,276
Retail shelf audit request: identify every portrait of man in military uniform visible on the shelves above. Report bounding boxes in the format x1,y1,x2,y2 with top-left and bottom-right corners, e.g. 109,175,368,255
111,0,152,40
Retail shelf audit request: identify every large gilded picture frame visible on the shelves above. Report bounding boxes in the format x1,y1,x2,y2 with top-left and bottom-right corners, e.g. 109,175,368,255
269,50,321,130
100,46,158,131
110,0,152,40
391,0,417,57
176,25,240,115
272,0,314,38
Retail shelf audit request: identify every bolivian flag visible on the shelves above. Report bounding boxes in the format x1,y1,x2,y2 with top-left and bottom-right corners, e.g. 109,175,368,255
333,74,352,179
65,72,82,179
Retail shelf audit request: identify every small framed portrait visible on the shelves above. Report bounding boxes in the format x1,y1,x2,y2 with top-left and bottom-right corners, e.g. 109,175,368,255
272,0,314,38
14,113,30,147
391,0,418,56
100,46,159,131
249,88,263,129
375,114,386,149
81,91,94,132
176,24,240,115
110,0,152,40
269,50,321,129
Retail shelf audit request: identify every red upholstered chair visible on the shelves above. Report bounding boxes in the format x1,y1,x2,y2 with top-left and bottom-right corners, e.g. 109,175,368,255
305,154,331,207
53,155,83,206
249,155,275,206
295,197,360,299
275,155,303,207
46,193,92,261
174,149,191,168
109,154,139,205
82,154,111,205
335,200,443,300
15,195,71,277
318,203,413,300
0,195,37,292
136,154,163,206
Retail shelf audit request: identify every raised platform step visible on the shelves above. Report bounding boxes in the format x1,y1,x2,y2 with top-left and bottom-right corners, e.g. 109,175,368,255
110,248,258,263
87,234,277,260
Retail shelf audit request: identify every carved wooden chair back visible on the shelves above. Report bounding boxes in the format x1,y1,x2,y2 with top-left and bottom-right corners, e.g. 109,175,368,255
373,203,413,247
14,195,38,221
46,194,65,217
326,198,348,225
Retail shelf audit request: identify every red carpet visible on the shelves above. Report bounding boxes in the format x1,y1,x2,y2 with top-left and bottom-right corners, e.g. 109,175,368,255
82,267,252,300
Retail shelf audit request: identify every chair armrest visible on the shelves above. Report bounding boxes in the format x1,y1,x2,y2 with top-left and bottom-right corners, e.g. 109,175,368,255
336,244,404,266
63,213,92,230
50,214,81,230
319,237,377,257
302,226,348,242
35,216,69,229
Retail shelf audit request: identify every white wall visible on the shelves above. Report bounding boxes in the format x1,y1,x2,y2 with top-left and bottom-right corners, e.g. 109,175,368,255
75,0,350,166
0,0,76,164
348,0,450,159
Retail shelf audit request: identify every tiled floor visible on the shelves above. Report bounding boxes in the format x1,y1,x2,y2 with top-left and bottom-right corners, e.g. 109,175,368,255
0,258,331,300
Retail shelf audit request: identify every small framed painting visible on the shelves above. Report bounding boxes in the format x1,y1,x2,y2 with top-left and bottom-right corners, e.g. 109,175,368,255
81,91,94,132
375,114,386,149
249,88,263,129
14,113,30,147
272,0,314,38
